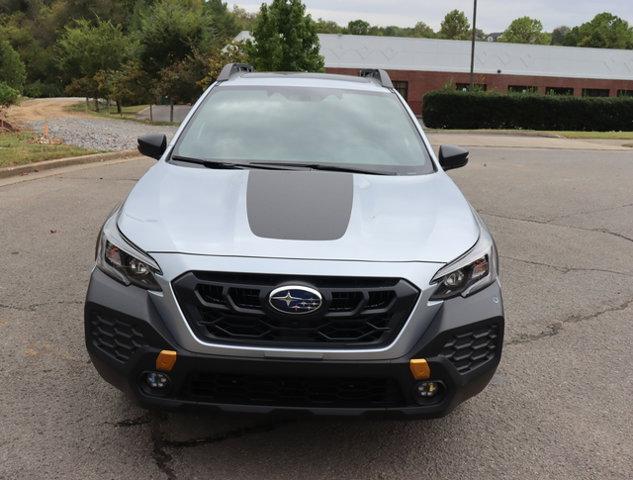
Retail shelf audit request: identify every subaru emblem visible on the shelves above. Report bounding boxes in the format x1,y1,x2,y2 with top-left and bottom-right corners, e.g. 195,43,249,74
268,285,322,315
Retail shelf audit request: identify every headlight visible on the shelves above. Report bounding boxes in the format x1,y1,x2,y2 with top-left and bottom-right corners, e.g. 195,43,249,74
430,211,498,300
95,209,162,291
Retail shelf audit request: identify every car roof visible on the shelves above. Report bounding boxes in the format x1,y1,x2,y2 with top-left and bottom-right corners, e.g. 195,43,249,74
218,72,390,92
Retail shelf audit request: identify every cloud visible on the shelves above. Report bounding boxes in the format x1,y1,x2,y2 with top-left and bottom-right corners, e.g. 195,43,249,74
226,0,633,32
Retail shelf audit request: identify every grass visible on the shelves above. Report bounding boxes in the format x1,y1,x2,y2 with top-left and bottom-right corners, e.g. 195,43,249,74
553,131,633,140
424,127,633,140
66,102,176,126
67,101,149,119
0,131,95,168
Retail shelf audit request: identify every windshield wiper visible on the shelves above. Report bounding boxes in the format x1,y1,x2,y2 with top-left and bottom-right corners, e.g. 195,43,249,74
170,155,300,171
172,156,395,175
249,162,395,175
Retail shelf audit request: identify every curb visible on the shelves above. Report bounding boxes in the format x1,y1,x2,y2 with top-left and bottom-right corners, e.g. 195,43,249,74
424,129,562,139
0,149,140,179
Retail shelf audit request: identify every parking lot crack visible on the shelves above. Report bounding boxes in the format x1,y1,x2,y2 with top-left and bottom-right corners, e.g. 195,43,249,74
480,212,551,225
150,412,177,480
162,419,294,449
147,414,293,478
0,300,84,312
114,413,152,428
482,211,633,244
546,202,633,224
593,228,633,244
508,297,633,346
0,303,34,312
507,322,563,345
500,255,632,277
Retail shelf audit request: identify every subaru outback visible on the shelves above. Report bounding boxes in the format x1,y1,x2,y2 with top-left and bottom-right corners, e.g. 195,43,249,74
85,64,504,417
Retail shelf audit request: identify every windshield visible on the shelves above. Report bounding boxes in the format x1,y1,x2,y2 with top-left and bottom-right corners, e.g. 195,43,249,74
172,85,434,175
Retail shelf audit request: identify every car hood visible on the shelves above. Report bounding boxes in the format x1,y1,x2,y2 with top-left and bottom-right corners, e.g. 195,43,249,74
118,162,479,263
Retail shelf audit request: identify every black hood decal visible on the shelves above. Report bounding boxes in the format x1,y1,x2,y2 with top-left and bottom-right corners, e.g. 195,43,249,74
247,170,353,241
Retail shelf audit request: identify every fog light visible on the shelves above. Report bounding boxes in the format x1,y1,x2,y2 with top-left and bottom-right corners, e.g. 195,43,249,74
144,371,170,389
416,381,440,398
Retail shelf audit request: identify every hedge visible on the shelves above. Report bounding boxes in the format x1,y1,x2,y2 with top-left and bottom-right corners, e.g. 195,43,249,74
422,90,633,131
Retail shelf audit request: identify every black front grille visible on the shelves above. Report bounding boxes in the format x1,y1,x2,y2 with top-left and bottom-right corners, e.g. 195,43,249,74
185,372,405,408
172,272,419,348
440,324,500,374
88,310,147,363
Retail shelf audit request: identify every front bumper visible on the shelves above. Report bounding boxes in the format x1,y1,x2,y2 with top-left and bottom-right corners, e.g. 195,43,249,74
85,269,504,417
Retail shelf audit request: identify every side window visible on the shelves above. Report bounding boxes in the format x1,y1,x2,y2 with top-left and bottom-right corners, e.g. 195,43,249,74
392,81,409,100
582,88,610,97
546,87,574,96
508,85,538,94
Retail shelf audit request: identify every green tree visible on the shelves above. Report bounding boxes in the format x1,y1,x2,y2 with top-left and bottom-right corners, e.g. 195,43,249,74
248,0,324,72
347,19,370,35
110,60,153,112
563,12,633,49
0,82,20,130
550,26,570,45
411,22,435,38
499,17,550,45
154,52,207,121
137,0,212,77
0,40,26,90
137,0,227,112
204,0,241,41
232,5,258,31
199,41,248,87
57,19,129,109
439,10,470,40
0,3,67,96
315,18,344,34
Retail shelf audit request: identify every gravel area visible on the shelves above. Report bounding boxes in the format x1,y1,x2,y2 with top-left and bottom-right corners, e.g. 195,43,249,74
30,117,179,151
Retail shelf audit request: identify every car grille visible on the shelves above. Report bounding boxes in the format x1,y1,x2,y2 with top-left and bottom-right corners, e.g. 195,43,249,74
172,272,419,348
184,372,405,408
439,323,500,374
88,309,147,363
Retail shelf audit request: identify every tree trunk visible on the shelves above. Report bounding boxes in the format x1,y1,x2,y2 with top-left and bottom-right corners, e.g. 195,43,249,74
94,97,99,112
116,100,122,115
149,104,153,122
169,101,174,123
85,97,89,112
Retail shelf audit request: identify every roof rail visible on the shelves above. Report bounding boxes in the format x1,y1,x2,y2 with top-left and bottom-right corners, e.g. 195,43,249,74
359,69,394,88
217,63,254,82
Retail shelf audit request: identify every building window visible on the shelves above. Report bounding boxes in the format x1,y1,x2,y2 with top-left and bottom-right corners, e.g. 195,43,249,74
392,81,408,100
617,90,633,97
545,87,574,96
508,85,538,94
455,83,487,92
582,88,610,97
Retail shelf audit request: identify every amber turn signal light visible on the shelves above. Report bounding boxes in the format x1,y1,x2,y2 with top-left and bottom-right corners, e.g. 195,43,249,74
409,358,431,380
156,350,177,372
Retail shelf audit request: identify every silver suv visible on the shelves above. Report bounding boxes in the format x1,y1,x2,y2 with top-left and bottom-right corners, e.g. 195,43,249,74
85,64,504,417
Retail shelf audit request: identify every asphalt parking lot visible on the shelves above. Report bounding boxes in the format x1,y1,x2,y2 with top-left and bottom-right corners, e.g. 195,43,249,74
1,145,632,479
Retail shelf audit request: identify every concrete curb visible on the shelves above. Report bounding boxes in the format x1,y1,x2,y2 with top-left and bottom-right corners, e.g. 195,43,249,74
0,149,139,179
424,129,562,139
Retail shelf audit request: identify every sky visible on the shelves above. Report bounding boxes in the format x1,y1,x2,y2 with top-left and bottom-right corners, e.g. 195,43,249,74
225,0,633,33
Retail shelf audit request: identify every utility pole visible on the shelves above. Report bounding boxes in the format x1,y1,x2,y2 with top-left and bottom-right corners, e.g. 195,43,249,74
469,0,478,90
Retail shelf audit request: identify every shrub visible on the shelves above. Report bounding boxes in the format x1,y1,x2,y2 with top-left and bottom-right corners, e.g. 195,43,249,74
0,82,20,109
0,40,26,91
422,90,633,131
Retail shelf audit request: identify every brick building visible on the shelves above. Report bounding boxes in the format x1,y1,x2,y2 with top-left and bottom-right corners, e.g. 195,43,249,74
236,32,633,116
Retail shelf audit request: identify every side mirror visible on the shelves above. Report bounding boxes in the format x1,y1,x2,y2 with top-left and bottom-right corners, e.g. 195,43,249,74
438,145,469,171
137,134,167,160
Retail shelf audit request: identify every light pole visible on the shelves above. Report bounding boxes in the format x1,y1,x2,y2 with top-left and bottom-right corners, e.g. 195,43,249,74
469,0,478,90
